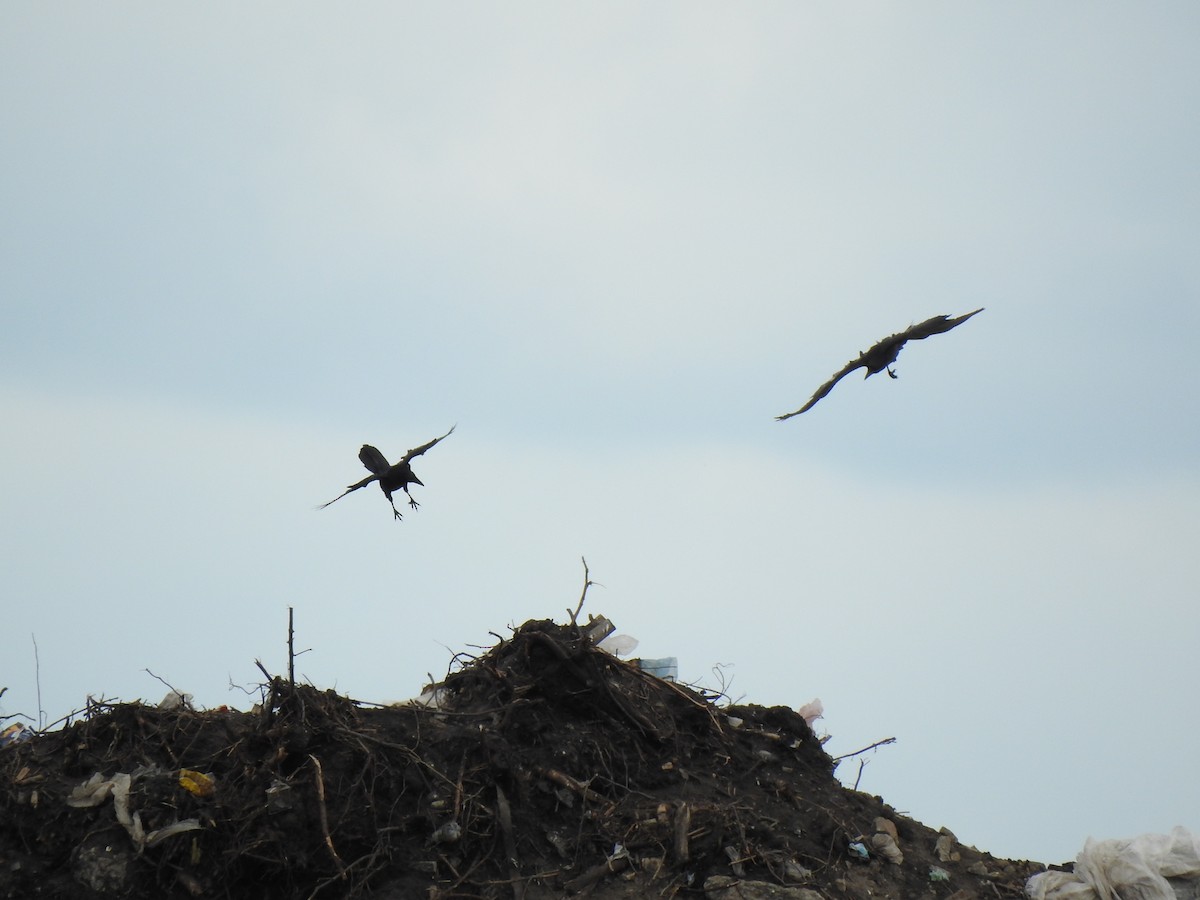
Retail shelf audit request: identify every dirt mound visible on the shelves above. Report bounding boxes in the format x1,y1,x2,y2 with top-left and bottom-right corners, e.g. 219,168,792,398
0,619,1044,898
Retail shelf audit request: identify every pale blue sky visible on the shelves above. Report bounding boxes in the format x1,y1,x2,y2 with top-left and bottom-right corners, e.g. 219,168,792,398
2,3,1198,865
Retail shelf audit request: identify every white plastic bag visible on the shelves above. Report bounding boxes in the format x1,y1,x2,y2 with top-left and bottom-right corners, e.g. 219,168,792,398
1027,827,1200,900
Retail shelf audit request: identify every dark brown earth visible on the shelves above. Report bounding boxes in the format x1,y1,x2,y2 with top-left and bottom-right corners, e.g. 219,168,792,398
0,619,1046,899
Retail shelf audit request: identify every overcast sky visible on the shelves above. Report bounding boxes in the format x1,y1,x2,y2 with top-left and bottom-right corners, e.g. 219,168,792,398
3,3,1198,867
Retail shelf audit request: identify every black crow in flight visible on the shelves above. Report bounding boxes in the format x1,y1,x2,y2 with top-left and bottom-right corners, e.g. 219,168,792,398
776,309,983,420
318,426,455,520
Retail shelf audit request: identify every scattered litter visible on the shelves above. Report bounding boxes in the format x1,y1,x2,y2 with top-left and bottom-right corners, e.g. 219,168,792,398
404,685,448,708
636,656,678,681
871,817,904,864
0,723,32,748
597,633,639,656
797,698,824,726
158,690,193,710
66,769,202,850
178,769,215,798
582,615,616,645
264,778,294,812
67,772,135,819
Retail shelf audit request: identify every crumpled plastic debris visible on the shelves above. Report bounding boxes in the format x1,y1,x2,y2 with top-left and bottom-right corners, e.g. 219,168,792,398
0,722,33,748
265,778,294,812
871,817,904,865
636,657,678,681
431,821,462,844
597,633,639,657
406,685,449,709
796,698,824,727
68,772,135,822
67,770,202,850
158,690,194,710
1026,827,1200,900
179,769,215,798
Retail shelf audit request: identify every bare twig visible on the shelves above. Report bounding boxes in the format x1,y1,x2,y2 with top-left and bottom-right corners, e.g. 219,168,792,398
568,556,595,626
144,668,190,707
288,607,295,685
0,687,32,726
852,758,867,791
36,706,84,731
832,736,896,762
226,675,258,697
31,634,45,730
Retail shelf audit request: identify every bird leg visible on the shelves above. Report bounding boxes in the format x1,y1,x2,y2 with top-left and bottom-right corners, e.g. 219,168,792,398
404,488,420,510
886,367,898,379
382,489,404,520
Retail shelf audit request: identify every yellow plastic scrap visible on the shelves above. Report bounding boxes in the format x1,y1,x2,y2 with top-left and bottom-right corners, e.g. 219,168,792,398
178,769,215,798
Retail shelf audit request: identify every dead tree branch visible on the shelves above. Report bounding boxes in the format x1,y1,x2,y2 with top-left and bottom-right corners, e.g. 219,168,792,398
833,736,896,762
308,754,347,878
568,556,595,626
288,607,296,686
32,633,45,730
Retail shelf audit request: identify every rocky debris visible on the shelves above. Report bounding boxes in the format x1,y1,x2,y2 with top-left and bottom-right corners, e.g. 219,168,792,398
705,875,824,899
869,817,904,865
0,618,1045,898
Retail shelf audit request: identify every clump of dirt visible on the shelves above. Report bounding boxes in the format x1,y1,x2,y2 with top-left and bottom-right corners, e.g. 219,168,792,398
0,618,1044,898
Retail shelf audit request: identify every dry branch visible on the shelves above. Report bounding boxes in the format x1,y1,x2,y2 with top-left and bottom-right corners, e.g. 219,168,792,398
832,736,896,762
308,754,347,878
674,801,692,863
535,766,607,805
568,556,595,626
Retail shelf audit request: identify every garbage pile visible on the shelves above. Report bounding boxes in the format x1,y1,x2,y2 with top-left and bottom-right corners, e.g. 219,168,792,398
1,618,1043,899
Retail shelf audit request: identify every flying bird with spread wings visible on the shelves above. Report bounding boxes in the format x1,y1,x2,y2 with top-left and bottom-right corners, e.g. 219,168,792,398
318,426,456,520
776,308,983,420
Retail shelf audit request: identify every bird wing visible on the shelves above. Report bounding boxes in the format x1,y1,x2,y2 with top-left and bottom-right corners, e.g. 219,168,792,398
358,444,391,475
899,307,984,342
317,473,378,510
775,356,866,420
400,425,456,463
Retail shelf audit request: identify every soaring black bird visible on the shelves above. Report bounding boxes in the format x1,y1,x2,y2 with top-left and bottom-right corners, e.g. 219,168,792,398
776,308,983,420
318,426,455,520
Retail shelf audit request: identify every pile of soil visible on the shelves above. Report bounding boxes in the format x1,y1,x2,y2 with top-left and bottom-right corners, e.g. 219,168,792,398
0,618,1045,899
